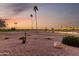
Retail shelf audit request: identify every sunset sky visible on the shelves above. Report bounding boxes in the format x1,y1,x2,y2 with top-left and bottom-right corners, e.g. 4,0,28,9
0,3,79,29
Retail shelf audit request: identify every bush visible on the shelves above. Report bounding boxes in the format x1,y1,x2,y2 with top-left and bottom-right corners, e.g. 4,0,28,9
51,28,54,32
62,36,79,47
11,27,16,30
45,28,48,32
5,37,9,40
19,36,26,44
19,36,26,40
45,37,52,40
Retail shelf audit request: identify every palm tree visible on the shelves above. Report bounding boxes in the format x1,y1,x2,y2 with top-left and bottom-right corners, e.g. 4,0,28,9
30,14,33,30
33,6,38,32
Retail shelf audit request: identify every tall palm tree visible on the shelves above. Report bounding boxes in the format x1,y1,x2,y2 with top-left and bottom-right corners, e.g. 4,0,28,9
33,6,38,32
30,14,33,30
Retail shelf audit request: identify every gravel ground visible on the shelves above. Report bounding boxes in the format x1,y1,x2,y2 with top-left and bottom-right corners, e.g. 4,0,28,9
0,31,79,56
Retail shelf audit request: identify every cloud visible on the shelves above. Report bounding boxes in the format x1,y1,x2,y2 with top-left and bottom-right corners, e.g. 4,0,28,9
6,4,31,15
0,3,32,18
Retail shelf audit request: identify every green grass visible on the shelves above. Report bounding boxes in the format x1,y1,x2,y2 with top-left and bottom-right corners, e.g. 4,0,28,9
0,29,33,32
0,29,17,32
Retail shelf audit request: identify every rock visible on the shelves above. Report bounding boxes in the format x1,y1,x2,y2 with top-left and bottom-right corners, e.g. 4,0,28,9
53,41,63,49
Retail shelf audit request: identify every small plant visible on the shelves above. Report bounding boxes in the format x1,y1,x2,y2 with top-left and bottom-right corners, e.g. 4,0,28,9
45,37,51,40
4,36,9,40
27,34,32,36
19,36,25,40
5,37,9,39
22,39,26,44
62,36,79,47
19,35,26,44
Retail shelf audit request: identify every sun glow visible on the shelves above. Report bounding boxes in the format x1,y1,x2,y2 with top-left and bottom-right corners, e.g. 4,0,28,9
5,17,32,29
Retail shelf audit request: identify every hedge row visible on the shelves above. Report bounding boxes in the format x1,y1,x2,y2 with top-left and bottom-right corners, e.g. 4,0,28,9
62,36,79,47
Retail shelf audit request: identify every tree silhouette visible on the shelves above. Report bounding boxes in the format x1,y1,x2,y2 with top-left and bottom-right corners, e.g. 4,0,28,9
51,28,54,32
45,27,48,32
0,20,5,29
14,22,17,29
33,6,38,32
30,14,33,30
6,24,8,29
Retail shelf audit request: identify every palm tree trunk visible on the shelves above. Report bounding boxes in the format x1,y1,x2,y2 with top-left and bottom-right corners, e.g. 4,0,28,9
31,17,33,30
35,12,38,32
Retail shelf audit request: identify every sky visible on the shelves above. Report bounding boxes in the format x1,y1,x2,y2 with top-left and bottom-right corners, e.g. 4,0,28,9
0,3,79,29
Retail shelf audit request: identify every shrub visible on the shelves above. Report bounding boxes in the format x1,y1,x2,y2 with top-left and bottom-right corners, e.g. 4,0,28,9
45,28,48,32
11,27,16,30
19,36,25,40
5,37,9,39
51,28,54,32
62,36,79,47
19,36,26,44
45,37,51,40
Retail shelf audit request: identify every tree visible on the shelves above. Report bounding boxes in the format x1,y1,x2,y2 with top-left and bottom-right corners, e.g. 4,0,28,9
0,20,6,29
51,28,54,32
30,14,33,30
33,6,38,32
11,27,16,30
14,22,17,30
45,27,48,32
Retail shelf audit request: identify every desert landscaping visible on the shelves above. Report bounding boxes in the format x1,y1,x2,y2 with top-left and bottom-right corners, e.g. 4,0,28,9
0,31,79,56
0,3,79,56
